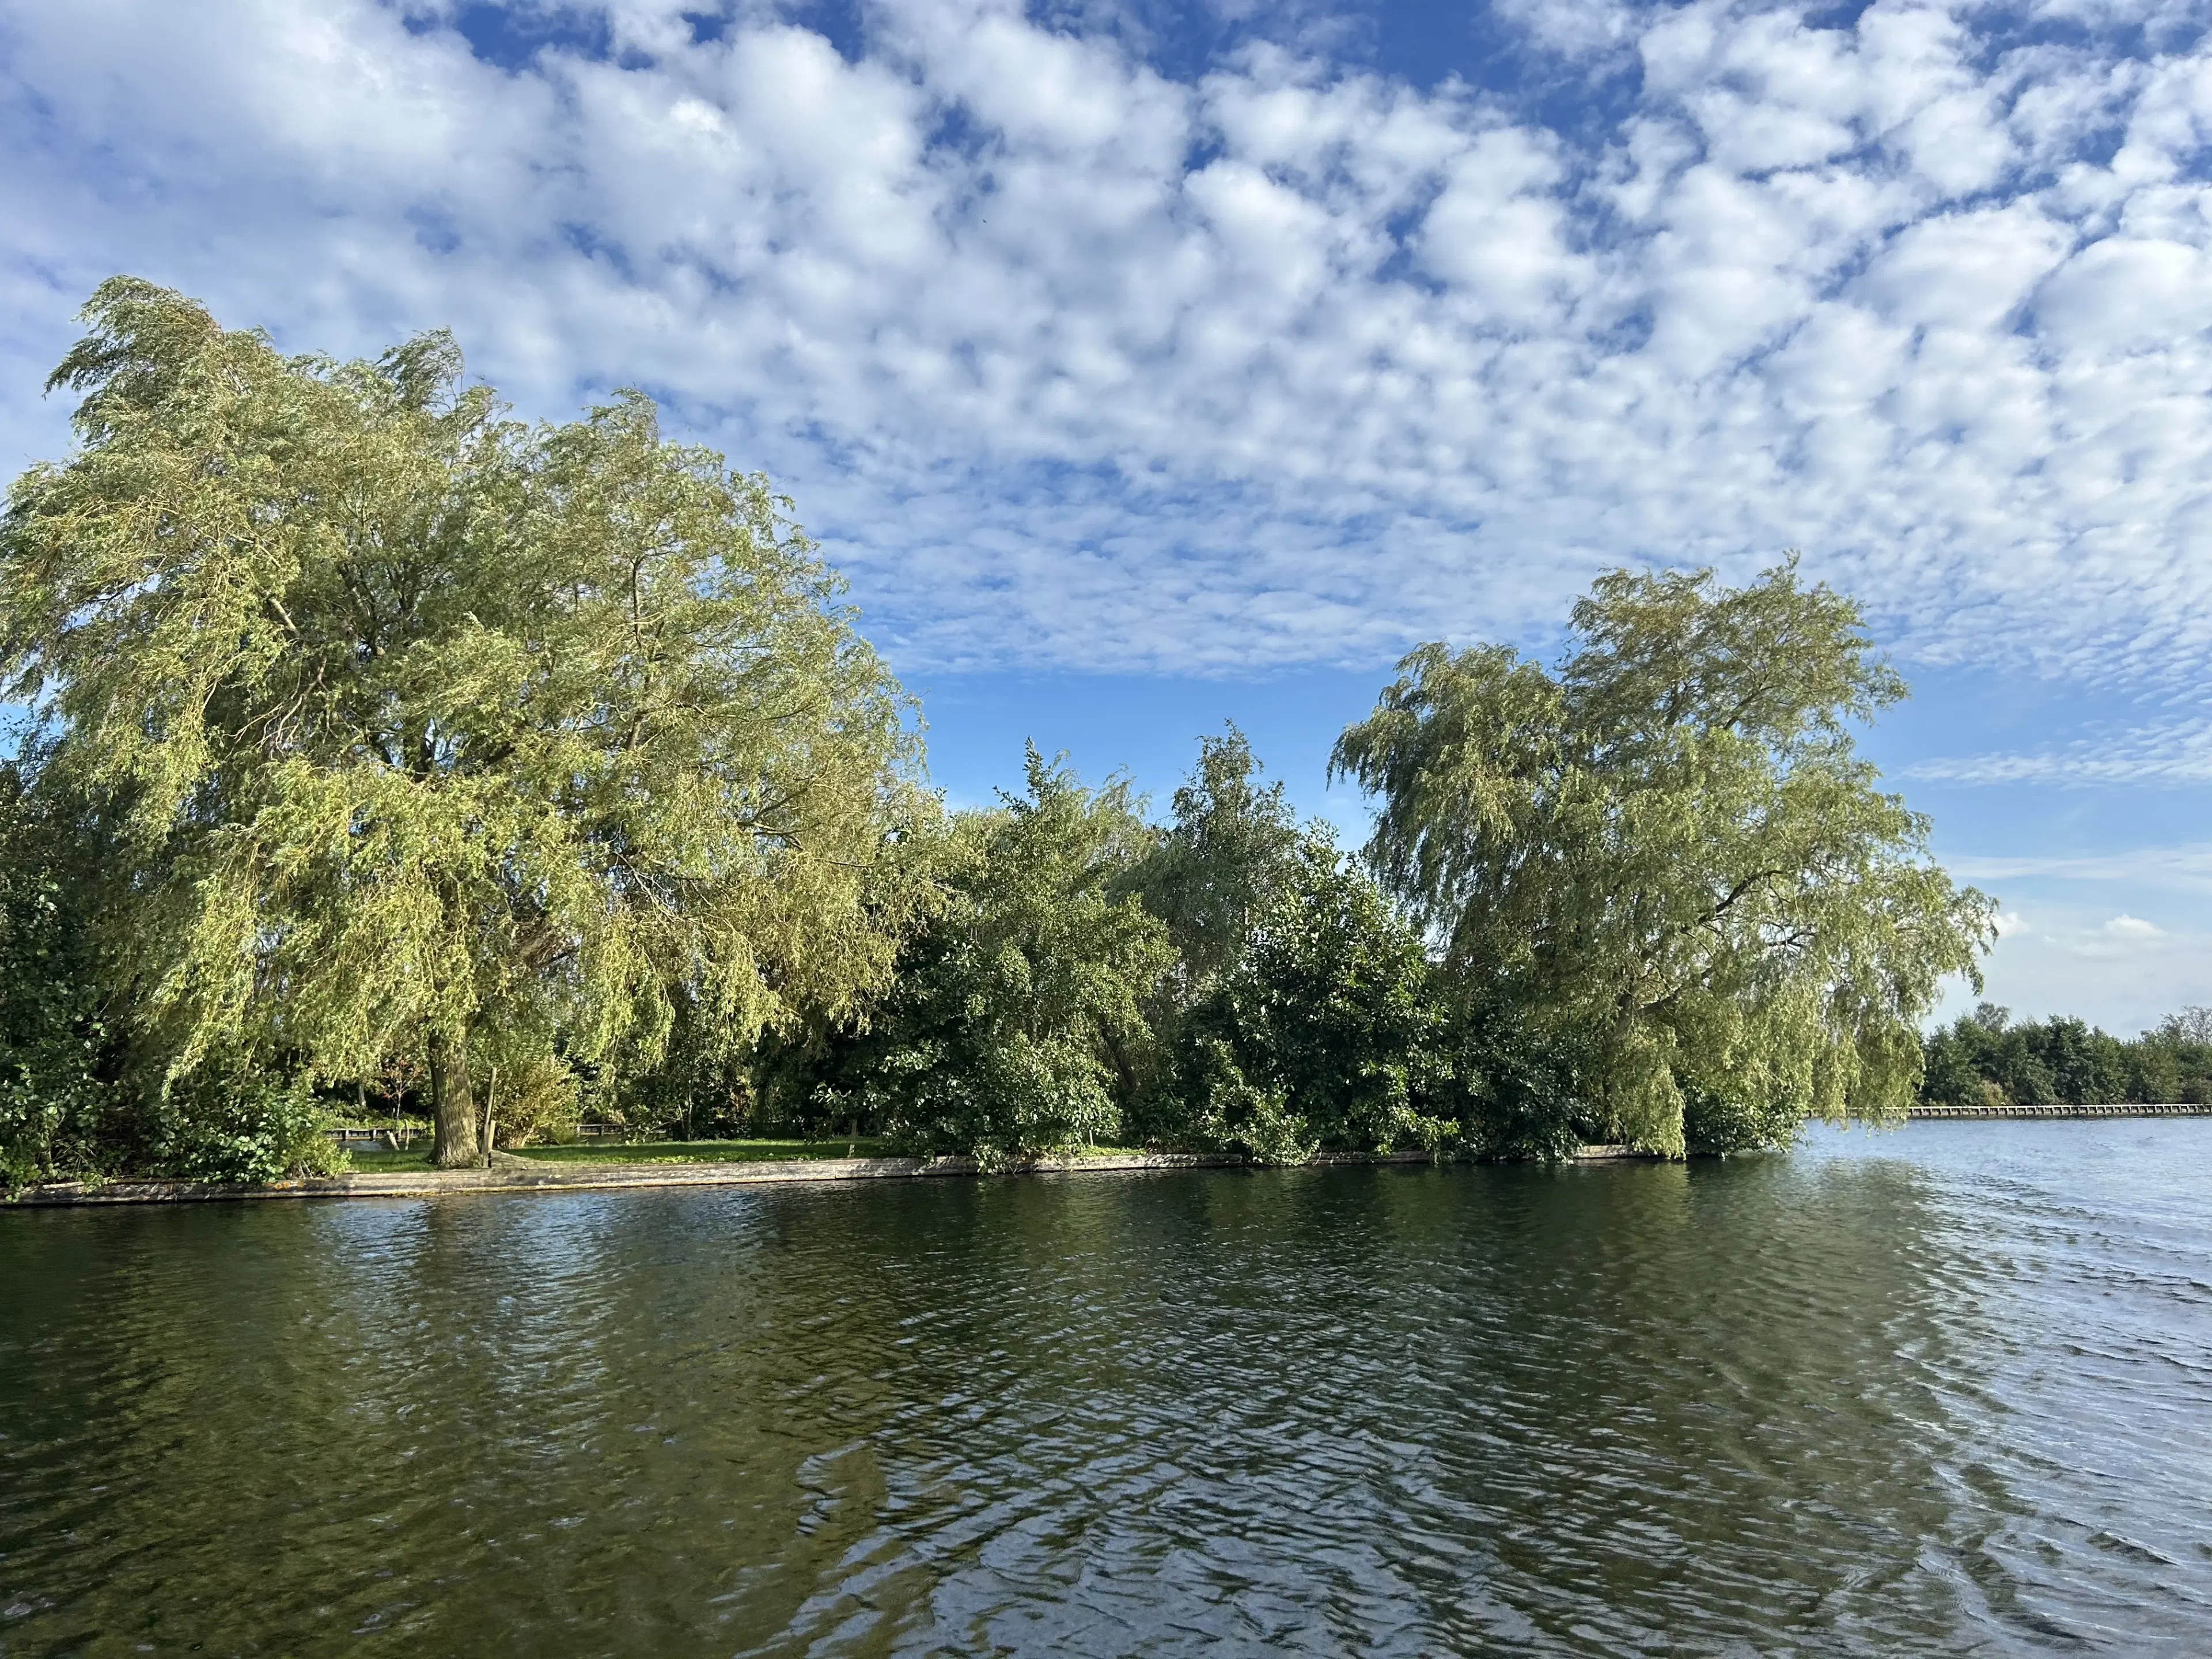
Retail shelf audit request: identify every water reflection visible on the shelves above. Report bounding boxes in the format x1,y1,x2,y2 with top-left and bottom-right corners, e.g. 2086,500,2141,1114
5,1125,2211,1653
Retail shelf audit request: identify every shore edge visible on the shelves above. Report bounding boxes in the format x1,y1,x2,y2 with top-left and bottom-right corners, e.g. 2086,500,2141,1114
12,1107,2208,1206
12,1146,1664,1207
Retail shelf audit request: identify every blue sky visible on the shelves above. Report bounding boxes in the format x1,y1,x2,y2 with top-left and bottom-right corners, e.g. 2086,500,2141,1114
4,0,2212,1032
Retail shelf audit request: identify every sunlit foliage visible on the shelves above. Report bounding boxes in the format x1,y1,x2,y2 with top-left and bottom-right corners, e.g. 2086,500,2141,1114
1,279,930,1167
781,748,1172,1166
1,281,2010,1183
1332,560,1995,1154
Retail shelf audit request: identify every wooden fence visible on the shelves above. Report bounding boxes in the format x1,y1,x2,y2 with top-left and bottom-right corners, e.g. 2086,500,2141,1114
1906,1103,2212,1119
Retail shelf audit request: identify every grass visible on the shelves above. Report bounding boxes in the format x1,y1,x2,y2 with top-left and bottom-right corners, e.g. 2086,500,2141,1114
338,1137,889,1172
333,1137,1164,1176
342,1145,435,1172
512,1137,888,1165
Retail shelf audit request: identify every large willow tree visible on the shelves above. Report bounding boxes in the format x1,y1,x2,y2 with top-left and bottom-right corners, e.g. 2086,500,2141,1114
1,278,929,1166
1332,560,1993,1156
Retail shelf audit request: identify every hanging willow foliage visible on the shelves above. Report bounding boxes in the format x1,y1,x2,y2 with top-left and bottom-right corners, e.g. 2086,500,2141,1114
1332,560,1996,1156
1,278,937,1165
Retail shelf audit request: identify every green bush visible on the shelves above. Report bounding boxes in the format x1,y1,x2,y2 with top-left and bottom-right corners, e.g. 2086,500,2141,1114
0,760,123,1185
796,749,1173,1165
1165,840,1452,1159
157,1067,344,1183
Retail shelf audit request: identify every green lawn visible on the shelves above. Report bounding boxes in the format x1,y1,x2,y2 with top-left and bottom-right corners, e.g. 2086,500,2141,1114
340,1137,888,1173
334,1137,1166,1175
511,1138,887,1165
343,1145,438,1172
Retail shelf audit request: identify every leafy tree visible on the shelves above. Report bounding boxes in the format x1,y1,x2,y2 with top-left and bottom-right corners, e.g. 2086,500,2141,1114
1988,1027,2053,1105
1332,560,1994,1156
2120,1041,2184,1106
1917,1017,1994,1109
801,749,1173,1165
2,748,349,1184
2155,1006,2212,1046
1135,726,1304,994
1920,1006,2206,1109
1,278,930,1167
2142,1013,2212,1104
1116,729,1460,1161
1168,835,1453,1161
0,756,123,1183
2029,1018,2123,1105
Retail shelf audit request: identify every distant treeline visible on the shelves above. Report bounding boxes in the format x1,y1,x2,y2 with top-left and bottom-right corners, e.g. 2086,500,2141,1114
1921,1005,2212,1109
2,281,1995,1183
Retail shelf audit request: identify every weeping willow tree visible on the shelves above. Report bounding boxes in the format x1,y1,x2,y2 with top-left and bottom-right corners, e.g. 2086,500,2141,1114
1331,560,1993,1157
0,278,933,1168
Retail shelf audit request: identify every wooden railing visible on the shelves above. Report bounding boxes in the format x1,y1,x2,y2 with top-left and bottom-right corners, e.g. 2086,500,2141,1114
1907,1103,2212,1119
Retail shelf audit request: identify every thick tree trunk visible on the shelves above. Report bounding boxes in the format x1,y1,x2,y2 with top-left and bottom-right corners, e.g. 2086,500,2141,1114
430,1031,479,1168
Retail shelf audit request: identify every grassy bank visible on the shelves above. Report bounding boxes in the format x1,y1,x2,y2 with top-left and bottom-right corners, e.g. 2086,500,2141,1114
340,1137,1165,1173
344,1137,888,1172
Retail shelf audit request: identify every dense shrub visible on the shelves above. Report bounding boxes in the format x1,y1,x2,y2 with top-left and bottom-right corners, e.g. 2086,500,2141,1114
156,1065,344,1184
0,760,127,1185
1165,839,1453,1160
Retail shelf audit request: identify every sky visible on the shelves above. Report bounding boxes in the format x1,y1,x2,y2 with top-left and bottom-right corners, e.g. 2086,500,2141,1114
3,0,2211,1032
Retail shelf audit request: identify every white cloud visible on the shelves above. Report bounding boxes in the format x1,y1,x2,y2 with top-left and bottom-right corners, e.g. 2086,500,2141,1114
1908,713,2212,786
1948,843,2212,887
2105,912,2165,938
1854,206,2069,333
2037,236,2212,353
2,0,2212,679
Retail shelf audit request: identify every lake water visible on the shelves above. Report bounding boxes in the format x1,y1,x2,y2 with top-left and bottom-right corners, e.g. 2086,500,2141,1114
4,1120,2210,1654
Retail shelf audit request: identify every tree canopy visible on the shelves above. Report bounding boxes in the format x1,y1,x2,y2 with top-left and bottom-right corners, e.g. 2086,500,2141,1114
1,281,2022,1185
775,747,1172,1166
1,278,930,1165
1919,1002,2212,1110
1332,560,1995,1155
1134,726,1304,994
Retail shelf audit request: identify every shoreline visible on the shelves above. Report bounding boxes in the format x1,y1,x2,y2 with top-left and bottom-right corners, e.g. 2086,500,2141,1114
10,1108,2209,1206
8,1146,1652,1208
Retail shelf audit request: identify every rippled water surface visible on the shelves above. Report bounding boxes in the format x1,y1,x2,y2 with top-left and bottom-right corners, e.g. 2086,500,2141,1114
6,1122,2212,1654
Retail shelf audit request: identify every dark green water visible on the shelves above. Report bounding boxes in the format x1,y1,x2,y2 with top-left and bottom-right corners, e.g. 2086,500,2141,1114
4,1121,2210,1655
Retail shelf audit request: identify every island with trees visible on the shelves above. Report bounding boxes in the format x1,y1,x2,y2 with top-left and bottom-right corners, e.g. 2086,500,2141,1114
0,278,2132,1192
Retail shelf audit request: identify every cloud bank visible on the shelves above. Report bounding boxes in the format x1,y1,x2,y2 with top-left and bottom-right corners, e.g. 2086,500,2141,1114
2,0,2211,678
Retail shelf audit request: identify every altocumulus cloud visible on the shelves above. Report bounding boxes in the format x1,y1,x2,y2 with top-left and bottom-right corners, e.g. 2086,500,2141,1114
1910,711,2212,784
1,0,2210,679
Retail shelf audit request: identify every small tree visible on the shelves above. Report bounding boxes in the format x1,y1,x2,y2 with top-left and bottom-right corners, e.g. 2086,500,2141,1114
1135,726,1304,994
1171,835,1451,1161
1332,559,1994,1155
810,749,1173,1165
1,279,930,1167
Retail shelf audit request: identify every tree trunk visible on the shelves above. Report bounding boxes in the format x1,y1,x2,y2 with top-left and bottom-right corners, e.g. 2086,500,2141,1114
430,1031,479,1168
479,1064,500,1161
